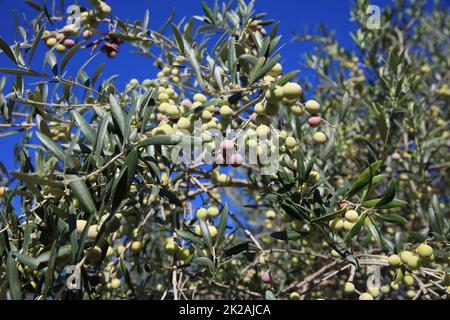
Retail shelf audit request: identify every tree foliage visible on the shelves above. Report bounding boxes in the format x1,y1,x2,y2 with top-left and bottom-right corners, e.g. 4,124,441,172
0,0,448,300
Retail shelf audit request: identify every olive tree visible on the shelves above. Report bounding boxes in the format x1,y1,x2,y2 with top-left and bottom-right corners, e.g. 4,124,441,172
0,0,447,300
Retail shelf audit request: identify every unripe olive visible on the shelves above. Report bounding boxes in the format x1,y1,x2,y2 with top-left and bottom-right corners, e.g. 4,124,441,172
76,220,87,234
380,285,390,294
46,37,57,47
207,206,220,218
110,278,121,289
313,132,327,144
193,93,207,103
220,105,233,117
307,170,320,184
83,30,93,39
399,251,414,264
131,241,142,252
268,63,282,77
265,210,276,220
304,100,320,113
56,44,66,52
368,286,379,298
106,246,114,258
194,225,202,237
0,186,8,197
416,243,433,258
87,224,99,240
344,210,359,223
201,110,213,121
254,102,265,115
196,208,208,220
265,86,284,103
62,25,76,34
282,82,302,100
285,137,297,150
344,282,355,294
343,220,354,231
165,241,178,256
291,220,303,231
166,104,180,119
388,254,401,267
129,78,139,86
208,226,218,238
177,117,191,130
403,274,414,286
289,292,300,300
329,218,344,231
158,93,170,102
359,292,374,300
390,282,399,290
107,50,117,59
86,246,102,263
177,248,190,261
256,124,270,138
217,173,229,185
101,4,112,14
117,245,126,255
406,290,417,298
331,249,341,258
290,104,303,116
153,123,173,135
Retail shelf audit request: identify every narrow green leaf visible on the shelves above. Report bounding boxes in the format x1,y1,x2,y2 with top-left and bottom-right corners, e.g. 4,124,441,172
137,135,184,147
346,160,382,198
72,110,96,145
270,230,302,241
378,213,407,225
375,180,397,208
36,132,75,167
192,257,215,274
67,175,96,215
28,25,45,66
94,115,110,165
215,203,229,248
11,171,62,188
198,218,213,254
202,1,214,23
60,41,83,74
275,70,300,86
344,212,366,242
171,23,185,54
0,36,18,65
0,68,40,76
109,94,125,138
177,229,203,247
6,253,22,300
